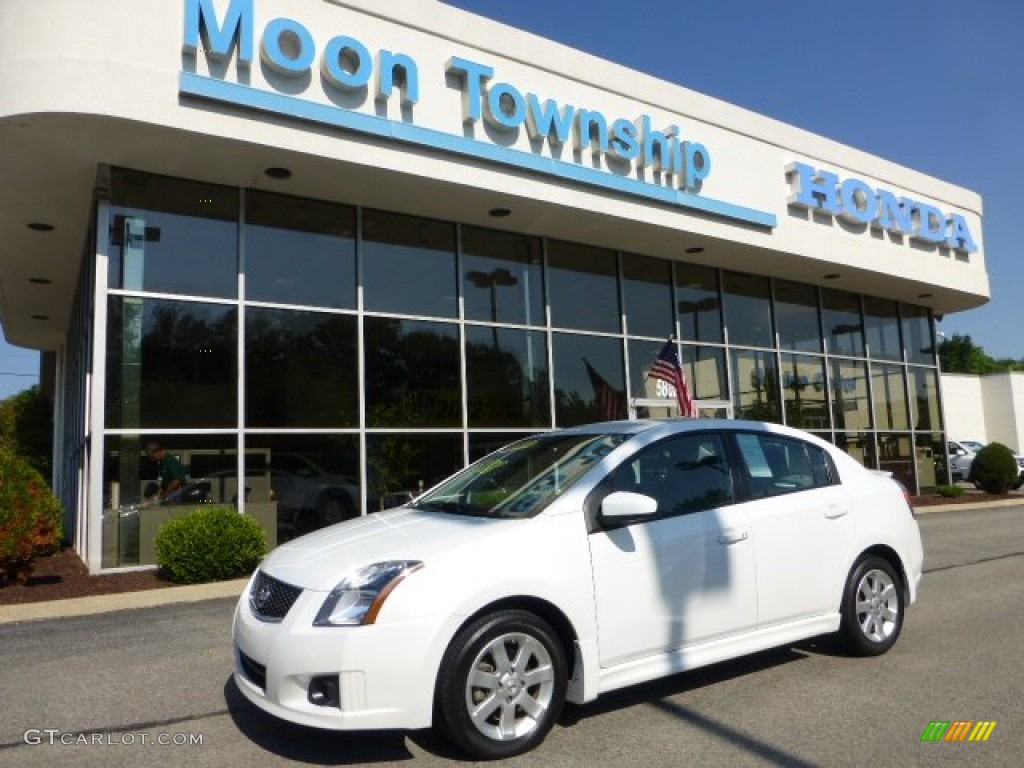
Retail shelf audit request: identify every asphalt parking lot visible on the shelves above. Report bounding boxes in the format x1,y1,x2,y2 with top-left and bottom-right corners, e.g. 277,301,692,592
0,503,1021,767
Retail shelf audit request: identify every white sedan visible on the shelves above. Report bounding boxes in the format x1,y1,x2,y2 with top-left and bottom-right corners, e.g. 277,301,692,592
233,419,923,759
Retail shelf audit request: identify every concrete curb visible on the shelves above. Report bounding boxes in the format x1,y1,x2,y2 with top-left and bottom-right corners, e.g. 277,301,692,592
0,577,249,625
912,497,1024,515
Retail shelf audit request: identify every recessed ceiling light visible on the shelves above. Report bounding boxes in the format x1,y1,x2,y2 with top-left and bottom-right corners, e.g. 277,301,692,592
824,273,841,280
264,167,292,180
488,208,511,218
27,222,54,232
29,277,52,285
31,314,49,320
685,247,704,254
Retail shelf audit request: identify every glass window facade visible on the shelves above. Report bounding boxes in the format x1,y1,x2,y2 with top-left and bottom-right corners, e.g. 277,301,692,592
92,168,949,568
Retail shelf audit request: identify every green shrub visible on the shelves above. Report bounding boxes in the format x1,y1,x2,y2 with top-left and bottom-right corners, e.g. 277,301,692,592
155,506,267,584
936,484,965,498
0,446,63,586
968,442,1019,494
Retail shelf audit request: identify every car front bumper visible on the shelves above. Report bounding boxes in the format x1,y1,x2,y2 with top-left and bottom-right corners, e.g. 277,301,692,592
232,578,458,731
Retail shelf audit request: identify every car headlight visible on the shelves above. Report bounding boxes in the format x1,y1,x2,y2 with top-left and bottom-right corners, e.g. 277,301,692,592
313,561,423,627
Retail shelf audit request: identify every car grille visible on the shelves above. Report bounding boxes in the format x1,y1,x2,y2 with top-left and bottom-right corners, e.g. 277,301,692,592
249,570,303,622
238,650,267,691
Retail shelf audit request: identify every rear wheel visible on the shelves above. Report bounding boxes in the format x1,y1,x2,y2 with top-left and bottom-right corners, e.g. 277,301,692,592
838,556,904,656
435,610,567,759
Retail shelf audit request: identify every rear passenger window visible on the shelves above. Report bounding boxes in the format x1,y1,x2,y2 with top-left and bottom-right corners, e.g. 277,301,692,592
736,433,834,499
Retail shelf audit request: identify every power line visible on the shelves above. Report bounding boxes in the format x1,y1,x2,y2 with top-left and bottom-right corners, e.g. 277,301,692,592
0,371,37,377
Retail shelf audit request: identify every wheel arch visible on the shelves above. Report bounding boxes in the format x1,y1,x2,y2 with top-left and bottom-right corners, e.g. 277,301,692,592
849,544,910,603
435,595,583,701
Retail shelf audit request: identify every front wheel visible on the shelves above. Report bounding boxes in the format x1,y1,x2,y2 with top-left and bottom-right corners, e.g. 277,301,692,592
435,610,567,759
838,556,904,656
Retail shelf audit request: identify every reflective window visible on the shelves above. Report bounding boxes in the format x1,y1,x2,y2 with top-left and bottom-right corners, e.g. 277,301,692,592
682,345,727,402
245,308,358,428
108,169,237,298
878,433,915,491
547,241,620,333
823,289,864,357
830,358,871,431
364,318,461,427
731,349,780,422
872,364,910,431
863,297,902,361
909,367,942,431
469,433,536,463
245,434,360,540
244,190,356,309
836,432,875,469
774,281,821,353
781,354,829,430
552,333,626,425
462,227,544,327
621,253,673,339
902,304,936,365
101,435,240,567
628,339,677,406
366,433,465,510
734,432,834,499
105,297,236,429
362,210,456,318
917,433,942,489
723,272,772,348
465,326,550,428
675,265,722,343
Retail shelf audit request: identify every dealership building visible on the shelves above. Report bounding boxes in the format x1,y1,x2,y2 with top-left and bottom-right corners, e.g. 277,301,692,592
0,0,990,572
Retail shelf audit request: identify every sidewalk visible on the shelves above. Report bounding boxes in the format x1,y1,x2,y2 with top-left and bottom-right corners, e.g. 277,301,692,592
0,577,249,625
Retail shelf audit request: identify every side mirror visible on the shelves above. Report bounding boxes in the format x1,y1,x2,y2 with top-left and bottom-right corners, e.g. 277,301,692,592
599,491,658,527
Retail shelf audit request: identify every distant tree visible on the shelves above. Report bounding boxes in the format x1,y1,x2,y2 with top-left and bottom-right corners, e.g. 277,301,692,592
0,386,52,479
938,334,996,374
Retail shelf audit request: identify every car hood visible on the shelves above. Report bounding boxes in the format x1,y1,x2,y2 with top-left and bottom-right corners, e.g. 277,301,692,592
259,507,519,591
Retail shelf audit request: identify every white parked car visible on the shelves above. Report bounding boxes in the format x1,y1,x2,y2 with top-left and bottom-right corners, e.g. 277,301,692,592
233,419,923,759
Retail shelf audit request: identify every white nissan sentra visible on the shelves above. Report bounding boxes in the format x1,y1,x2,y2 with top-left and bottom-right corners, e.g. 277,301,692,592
233,419,923,759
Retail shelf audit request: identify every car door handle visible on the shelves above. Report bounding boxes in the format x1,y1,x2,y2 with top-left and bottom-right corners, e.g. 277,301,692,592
717,530,749,545
824,506,849,519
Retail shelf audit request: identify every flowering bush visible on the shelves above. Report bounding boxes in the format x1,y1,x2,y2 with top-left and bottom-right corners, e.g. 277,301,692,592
0,446,63,586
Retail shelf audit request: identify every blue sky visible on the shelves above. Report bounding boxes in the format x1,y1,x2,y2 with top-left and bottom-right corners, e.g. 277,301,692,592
1,0,1019,399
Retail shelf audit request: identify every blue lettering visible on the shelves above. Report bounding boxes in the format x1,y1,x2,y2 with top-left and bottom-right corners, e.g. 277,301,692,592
683,141,711,191
485,82,527,131
377,50,419,105
183,0,253,64
575,110,609,155
875,190,915,233
639,116,676,173
839,178,876,224
610,118,640,161
446,57,494,123
260,18,315,76
947,214,978,252
321,35,372,90
526,96,575,146
788,162,841,214
787,163,978,253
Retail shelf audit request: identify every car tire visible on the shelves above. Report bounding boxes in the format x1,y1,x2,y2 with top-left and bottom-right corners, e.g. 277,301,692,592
838,556,904,656
435,609,567,759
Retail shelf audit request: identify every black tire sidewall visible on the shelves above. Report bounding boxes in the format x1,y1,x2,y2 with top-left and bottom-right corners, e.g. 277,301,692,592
435,609,567,760
840,556,904,656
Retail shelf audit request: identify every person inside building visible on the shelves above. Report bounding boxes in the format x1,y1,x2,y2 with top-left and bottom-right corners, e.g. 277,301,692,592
143,442,188,503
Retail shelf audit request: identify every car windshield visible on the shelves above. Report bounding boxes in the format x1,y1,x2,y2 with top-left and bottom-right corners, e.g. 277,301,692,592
411,432,629,519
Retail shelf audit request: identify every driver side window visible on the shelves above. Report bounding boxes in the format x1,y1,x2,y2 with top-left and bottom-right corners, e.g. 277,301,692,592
610,433,734,517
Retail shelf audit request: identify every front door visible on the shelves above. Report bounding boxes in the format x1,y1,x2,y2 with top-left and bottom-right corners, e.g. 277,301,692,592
588,432,757,668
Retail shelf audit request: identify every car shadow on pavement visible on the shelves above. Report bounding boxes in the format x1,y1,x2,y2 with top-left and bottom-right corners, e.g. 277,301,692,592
224,676,422,763
558,644,809,726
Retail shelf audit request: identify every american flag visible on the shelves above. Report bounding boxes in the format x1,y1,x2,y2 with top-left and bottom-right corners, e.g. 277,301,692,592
584,359,625,421
649,339,698,418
